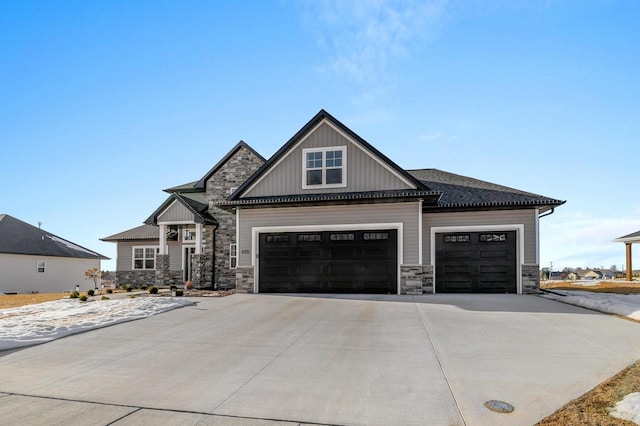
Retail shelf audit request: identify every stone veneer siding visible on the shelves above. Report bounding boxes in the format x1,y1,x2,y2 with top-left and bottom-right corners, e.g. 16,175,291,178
115,270,155,288
400,265,431,295
154,255,181,287
190,224,215,288
521,263,540,294
235,266,254,293
206,146,264,289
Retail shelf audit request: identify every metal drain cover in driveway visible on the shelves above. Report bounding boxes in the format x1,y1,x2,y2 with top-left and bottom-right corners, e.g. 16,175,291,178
484,400,514,413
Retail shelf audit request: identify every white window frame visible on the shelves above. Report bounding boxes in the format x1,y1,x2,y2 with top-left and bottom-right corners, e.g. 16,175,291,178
132,246,158,270
229,243,237,269
301,146,347,189
36,260,46,273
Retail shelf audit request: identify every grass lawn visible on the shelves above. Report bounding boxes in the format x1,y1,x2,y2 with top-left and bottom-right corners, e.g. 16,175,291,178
541,280,640,294
0,292,68,309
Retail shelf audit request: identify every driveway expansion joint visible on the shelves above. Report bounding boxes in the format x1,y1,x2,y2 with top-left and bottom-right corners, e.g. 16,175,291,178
413,296,467,426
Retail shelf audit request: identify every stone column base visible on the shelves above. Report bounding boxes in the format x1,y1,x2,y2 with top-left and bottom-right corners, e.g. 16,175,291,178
236,266,255,293
400,265,432,295
522,264,540,294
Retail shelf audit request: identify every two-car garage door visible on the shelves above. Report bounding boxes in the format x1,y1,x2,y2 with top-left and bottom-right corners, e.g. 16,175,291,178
259,229,397,294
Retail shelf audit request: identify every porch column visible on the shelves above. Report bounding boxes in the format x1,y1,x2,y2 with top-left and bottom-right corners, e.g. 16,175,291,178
195,223,203,254
626,243,633,282
159,224,167,254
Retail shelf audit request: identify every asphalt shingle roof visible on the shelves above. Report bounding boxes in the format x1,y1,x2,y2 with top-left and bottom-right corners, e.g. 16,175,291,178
408,169,565,210
101,224,159,242
0,214,109,259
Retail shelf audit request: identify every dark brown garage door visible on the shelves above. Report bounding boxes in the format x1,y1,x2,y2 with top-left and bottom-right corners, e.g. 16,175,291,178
435,231,516,293
259,230,397,293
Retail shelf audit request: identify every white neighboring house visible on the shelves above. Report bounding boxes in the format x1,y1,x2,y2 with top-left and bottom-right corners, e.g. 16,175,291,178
0,214,109,294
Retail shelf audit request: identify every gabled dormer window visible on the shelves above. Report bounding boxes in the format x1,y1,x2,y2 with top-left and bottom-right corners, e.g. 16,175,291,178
302,146,347,189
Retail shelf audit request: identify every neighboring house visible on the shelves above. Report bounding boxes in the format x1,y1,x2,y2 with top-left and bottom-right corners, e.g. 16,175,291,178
0,214,109,294
103,110,565,294
567,271,580,281
584,269,616,280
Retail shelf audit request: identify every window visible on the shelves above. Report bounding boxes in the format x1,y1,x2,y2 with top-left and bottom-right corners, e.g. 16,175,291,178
302,146,346,188
480,233,507,242
444,234,470,243
36,260,46,273
330,233,355,241
298,234,321,242
229,244,237,269
363,232,389,240
133,246,157,270
266,235,289,243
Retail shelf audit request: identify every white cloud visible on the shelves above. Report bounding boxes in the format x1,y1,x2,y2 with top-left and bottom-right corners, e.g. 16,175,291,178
305,0,449,86
540,210,640,270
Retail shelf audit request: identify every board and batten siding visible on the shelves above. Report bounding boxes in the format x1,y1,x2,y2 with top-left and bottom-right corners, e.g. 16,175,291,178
157,201,195,223
238,202,421,266
422,209,538,264
243,122,413,197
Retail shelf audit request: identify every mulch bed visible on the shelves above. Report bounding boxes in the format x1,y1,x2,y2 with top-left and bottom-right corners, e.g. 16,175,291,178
138,289,235,298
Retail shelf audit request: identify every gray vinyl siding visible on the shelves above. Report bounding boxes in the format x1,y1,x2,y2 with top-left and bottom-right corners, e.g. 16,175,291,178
116,241,183,271
238,202,421,266
158,201,195,222
168,243,182,270
422,209,538,264
244,122,413,197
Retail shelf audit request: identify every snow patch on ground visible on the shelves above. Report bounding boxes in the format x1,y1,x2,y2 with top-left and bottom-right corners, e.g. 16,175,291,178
540,290,640,320
609,392,640,425
0,297,194,351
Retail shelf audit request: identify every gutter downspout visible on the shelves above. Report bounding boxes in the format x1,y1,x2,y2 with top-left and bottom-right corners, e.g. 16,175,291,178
538,207,555,219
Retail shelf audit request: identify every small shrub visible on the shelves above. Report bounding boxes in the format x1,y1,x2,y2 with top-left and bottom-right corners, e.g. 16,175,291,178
148,286,158,294
140,284,148,290
175,290,184,297
69,291,79,299
101,296,109,300
125,285,132,292
106,288,113,294
79,295,88,302
129,295,136,299
185,281,193,290
87,289,95,296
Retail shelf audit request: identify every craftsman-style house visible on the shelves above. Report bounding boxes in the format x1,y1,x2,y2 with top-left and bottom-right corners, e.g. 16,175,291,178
102,110,564,294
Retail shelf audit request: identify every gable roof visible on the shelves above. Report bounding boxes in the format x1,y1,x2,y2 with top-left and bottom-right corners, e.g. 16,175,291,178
409,169,565,212
144,192,217,225
0,214,108,259
614,230,640,243
101,224,159,242
192,141,265,191
229,110,430,201
162,141,264,194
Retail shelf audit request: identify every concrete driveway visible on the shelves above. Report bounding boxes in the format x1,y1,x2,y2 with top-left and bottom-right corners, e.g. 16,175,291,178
1,294,639,426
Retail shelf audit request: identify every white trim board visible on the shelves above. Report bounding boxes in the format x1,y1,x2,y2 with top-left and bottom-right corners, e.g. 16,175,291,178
251,222,404,295
429,224,525,294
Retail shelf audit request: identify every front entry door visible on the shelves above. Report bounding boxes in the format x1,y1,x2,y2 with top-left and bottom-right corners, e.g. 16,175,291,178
183,246,196,282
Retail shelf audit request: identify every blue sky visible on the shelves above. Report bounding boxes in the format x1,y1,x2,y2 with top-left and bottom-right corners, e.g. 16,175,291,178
1,0,639,272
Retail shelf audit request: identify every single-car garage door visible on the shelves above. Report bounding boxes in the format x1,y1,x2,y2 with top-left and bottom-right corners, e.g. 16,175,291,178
435,231,517,293
259,229,397,293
